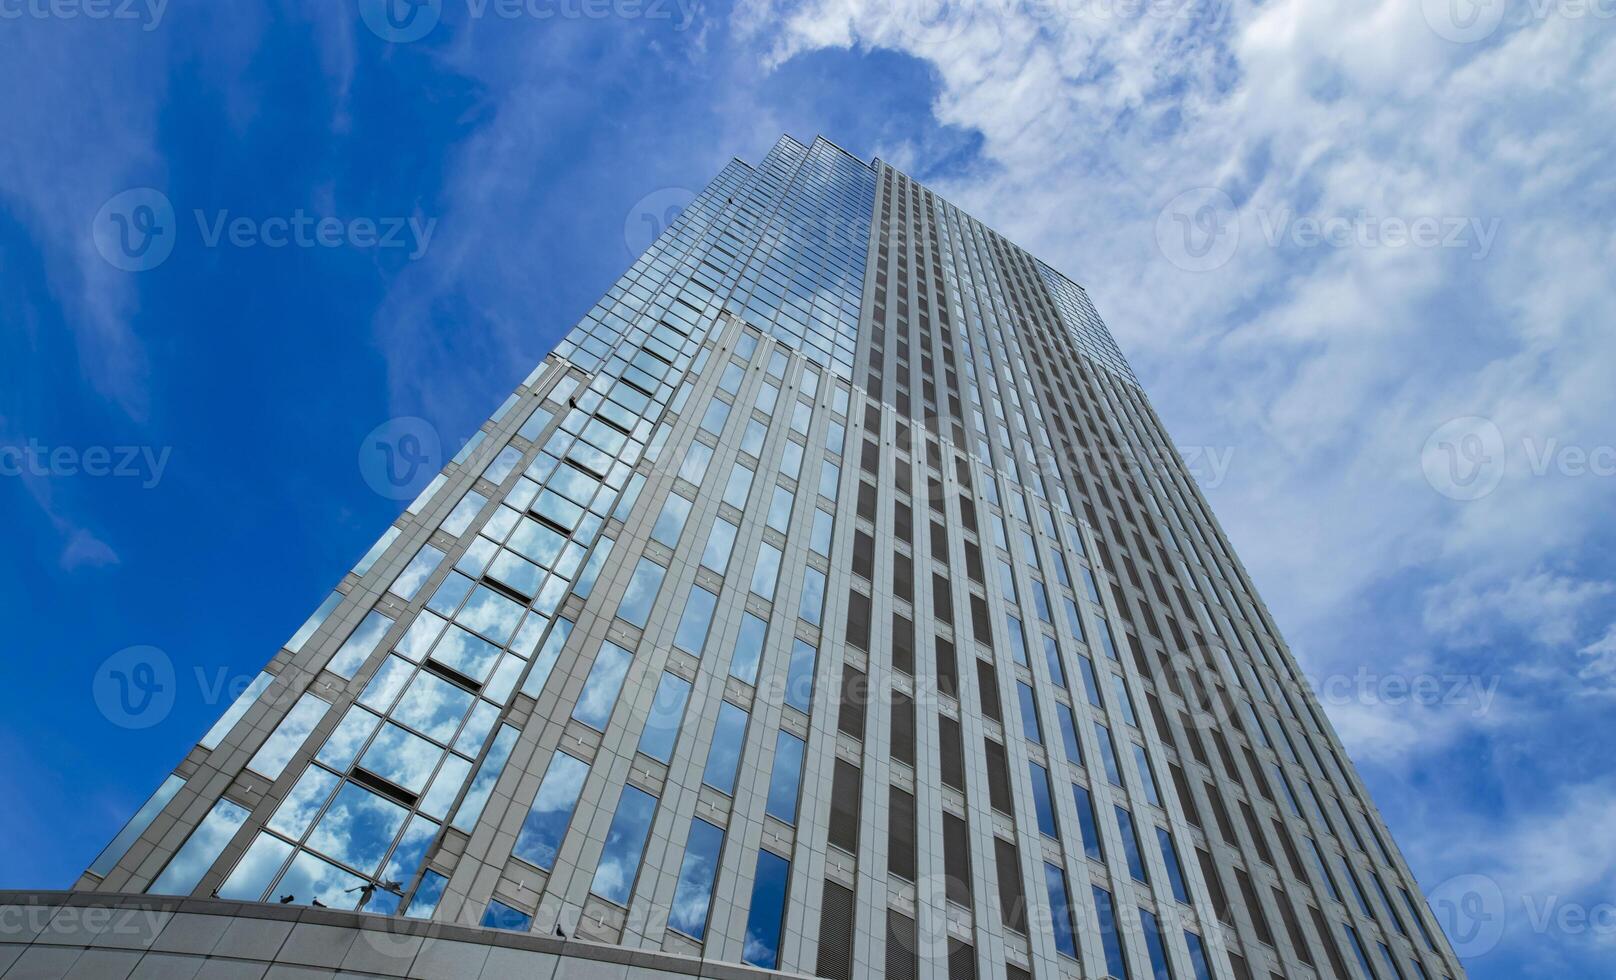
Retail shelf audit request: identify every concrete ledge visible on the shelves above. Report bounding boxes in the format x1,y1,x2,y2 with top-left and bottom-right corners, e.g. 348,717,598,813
0,891,812,980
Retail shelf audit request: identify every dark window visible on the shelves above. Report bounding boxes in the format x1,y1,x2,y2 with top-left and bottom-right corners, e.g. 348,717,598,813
888,788,917,881
970,595,993,645
936,637,959,698
943,810,972,905
994,836,1028,934
845,591,871,651
828,760,861,852
816,881,855,980
933,573,953,624
984,739,1014,815
838,666,868,740
891,692,917,766
947,940,977,980
976,660,1003,722
886,910,918,980
939,715,966,791
892,614,915,675
1197,847,1233,924
1236,867,1275,945
853,531,875,579
894,553,914,602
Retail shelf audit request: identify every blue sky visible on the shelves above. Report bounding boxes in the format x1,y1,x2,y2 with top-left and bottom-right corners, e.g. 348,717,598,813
2,1,1613,976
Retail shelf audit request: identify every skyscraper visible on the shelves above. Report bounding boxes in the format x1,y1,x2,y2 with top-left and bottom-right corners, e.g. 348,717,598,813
66,134,1463,980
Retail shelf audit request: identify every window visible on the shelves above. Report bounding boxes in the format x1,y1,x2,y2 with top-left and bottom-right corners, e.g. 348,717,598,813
572,642,633,731
674,586,719,655
1140,908,1174,980
1116,805,1150,883
1095,722,1124,786
1056,703,1084,766
723,462,755,509
248,694,330,778
765,730,806,823
742,850,791,969
328,610,394,678
1158,826,1191,903
287,592,342,652
810,509,834,555
678,442,714,485
728,612,769,685
741,419,767,456
818,460,841,500
638,673,692,763
442,492,486,537
1030,762,1059,839
1112,673,1139,725
1006,616,1029,665
1093,886,1131,980
1017,682,1043,744
1043,635,1067,689
1044,864,1078,959
617,558,666,628
785,638,816,712
702,702,749,793
513,752,590,870
1077,655,1103,707
200,672,273,750
92,774,185,877
148,798,250,895
591,786,658,906
767,485,795,532
750,542,783,600
389,545,446,603
453,725,519,832
799,567,826,625
481,900,532,931
309,782,407,877
701,517,739,574
1073,784,1104,860
700,397,731,436
651,493,693,547
669,818,724,939
1133,743,1162,804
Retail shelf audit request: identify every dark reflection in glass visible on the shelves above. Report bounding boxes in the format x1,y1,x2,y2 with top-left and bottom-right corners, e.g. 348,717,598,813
1043,863,1078,958
742,850,791,969
481,900,532,932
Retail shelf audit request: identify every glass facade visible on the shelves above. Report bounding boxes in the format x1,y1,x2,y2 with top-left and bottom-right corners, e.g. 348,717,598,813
85,134,1463,980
